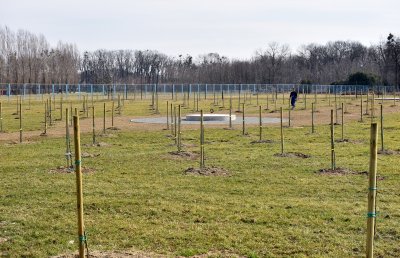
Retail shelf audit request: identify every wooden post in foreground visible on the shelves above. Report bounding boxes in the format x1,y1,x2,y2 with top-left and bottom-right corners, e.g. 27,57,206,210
366,122,378,258
73,115,86,258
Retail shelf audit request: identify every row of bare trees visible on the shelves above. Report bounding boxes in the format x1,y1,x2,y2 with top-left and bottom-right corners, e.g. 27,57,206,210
1,25,400,87
0,26,79,84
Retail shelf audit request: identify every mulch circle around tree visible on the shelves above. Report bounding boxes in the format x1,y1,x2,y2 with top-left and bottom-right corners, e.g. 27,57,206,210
378,149,400,155
169,151,199,160
250,139,273,144
317,168,385,180
274,152,311,158
184,166,230,176
49,166,95,174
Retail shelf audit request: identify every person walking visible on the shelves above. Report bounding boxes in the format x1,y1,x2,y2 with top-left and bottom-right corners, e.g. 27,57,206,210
289,88,298,110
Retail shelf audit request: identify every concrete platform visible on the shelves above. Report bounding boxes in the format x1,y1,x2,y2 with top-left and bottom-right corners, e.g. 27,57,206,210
185,113,236,121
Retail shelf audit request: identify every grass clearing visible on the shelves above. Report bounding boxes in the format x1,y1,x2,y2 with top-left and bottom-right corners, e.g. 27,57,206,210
0,93,399,257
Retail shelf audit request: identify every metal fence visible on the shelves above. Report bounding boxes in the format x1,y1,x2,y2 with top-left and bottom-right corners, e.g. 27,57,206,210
0,83,397,98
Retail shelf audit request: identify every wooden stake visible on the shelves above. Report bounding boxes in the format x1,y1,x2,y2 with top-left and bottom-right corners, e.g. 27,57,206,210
73,115,86,258
103,103,106,133
0,102,2,132
60,95,63,121
360,95,363,122
174,106,177,144
380,105,384,151
166,101,169,129
242,103,245,135
330,109,336,170
366,122,378,258
92,106,96,145
44,103,47,135
229,98,232,129
49,97,52,125
259,105,262,141
200,110,205,169
280,107,284,154
170,103,174,135
66,108,72,168
178,105,181,152
19,102,22,143
341,103,344,141
311,103,315,133
111,101,114,127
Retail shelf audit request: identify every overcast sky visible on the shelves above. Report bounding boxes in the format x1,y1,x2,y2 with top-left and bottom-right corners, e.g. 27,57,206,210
1,0,399,59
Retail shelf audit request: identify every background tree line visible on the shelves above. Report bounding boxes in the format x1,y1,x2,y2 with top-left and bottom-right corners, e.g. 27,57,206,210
1,26,400,87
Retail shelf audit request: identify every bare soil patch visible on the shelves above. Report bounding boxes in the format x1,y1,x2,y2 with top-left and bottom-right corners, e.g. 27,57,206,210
335,138,365,144
317,167,359,175
107,127,121,131
250,139,273,144
185,166,230,176
84,142,111,147
274,152,310,158
317,168,385,180
378,149,400,155
0,237,8,244
169,151,199,160
49,166,95,174
82,152,100,158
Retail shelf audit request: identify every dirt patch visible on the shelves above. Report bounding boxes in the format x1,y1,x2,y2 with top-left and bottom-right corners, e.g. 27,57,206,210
317,167,358,175
99,133,116,138
250,139,273,144
82,152,100,158
274,152,310,158
185,166,230,176
0,237,8,244
378,149,400,155
107,127,121,131
84,142,111,147
335,138,365,144
4,140,36,145
49,166,95,174
169,151,199,160
317,168,385,180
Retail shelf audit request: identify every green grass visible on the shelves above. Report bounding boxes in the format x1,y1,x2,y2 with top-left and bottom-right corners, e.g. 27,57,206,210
0,93,399,257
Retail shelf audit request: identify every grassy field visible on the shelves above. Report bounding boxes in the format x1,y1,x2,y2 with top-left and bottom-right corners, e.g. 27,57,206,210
0,92,399,257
